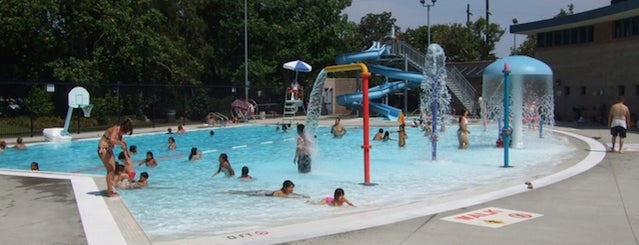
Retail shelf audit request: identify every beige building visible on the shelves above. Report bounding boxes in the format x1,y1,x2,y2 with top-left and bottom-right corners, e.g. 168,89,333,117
511,0,638,127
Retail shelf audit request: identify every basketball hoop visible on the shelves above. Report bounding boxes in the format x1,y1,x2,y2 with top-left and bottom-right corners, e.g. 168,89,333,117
79,104,94,118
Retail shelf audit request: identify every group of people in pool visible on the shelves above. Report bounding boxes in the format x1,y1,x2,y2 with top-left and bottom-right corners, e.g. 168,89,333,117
229,180,355,207
371,124,408,147
0,137,27,152
394,110,471,150
97,119,152,197
93,119,375,205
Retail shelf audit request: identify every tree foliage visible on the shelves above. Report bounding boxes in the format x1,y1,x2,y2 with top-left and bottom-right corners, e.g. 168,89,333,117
24,86,54,117
0,0,357,120
357,12,396,48
1,1,520,121
403,17,503,62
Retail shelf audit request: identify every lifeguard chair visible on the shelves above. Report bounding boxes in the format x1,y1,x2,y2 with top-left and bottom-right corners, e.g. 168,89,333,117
282,81,305,125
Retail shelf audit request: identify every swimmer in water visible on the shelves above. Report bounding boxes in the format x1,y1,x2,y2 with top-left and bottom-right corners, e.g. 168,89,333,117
188,147,202,161
373,128,384,141
330,117,347,138
138,151,158,167
167,136,177,150
238,166,253,180
212,153,235,177
307,188,355,207
230,180,309,198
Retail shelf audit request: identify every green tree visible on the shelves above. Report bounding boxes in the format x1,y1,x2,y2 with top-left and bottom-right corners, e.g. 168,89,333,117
402,18,503,62
513,35,536,56
357,12,397,48
0,0,359,120
211,0,356,95
24,86,54,117
555,4,575,17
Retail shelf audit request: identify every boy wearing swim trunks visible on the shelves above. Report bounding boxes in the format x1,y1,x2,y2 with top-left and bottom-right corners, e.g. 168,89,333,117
294,124,312,173
608,96,631,153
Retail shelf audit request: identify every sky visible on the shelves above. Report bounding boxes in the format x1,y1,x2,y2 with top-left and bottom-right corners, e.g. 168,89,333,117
343,0,611,58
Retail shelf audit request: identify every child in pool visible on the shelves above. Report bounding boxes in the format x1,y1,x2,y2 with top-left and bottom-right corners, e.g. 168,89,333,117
382,131,393,141
231,180,309,198
167,137,177,150
308,188,355,207
30,162,39,171
238,166,253,180
373,128,384,141
188,147,202,161
118,150,136,181
0,139,6,152
114,163,131,188
13,137,27,150
212,153,235,177
138,151,158,167
129,145,138,154
132,172,149,188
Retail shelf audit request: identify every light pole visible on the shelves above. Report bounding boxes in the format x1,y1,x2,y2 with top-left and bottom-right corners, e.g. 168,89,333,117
244,0,249,101
420,0,437,46
512,18,518,55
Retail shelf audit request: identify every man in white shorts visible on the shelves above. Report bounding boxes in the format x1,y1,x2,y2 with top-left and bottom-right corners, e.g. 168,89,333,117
608,96,631,153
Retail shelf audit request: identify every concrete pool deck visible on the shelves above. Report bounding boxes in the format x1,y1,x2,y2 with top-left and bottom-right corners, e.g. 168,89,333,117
0,117,637,244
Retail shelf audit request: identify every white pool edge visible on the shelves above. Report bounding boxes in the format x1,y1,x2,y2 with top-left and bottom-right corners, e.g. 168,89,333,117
0,170,126,245
153,129,606,245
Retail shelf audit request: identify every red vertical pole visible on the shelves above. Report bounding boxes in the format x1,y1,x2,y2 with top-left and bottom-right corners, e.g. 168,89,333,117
361,72,372,185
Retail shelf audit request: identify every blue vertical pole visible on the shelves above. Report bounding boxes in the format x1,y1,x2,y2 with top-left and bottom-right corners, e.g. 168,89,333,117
431,74,438,161
502,63,511,168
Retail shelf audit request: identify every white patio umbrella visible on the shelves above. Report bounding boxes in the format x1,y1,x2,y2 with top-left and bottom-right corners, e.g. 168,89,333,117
283,60,312,81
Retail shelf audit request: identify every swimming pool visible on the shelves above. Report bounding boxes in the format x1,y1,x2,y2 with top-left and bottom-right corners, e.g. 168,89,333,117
0,123,579,242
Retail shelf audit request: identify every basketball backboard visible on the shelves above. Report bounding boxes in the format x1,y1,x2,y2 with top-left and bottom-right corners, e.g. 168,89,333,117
68,86,90,108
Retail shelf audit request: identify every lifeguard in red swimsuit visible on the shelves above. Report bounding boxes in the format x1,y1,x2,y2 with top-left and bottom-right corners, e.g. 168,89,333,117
289,80,299,100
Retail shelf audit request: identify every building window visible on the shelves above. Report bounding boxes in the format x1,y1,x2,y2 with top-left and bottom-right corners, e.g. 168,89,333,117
619,85,625,96
564,86,571,96
537,25,594,48
580,86,586,96
614,16,639,38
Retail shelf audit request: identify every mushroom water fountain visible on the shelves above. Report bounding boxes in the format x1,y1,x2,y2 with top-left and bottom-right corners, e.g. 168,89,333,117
482,56,554,149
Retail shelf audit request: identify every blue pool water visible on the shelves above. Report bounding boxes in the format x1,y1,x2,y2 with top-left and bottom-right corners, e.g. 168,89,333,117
0,124,578,241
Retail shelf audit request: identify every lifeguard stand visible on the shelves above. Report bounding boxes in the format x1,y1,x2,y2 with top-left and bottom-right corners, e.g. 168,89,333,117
282,84,305,125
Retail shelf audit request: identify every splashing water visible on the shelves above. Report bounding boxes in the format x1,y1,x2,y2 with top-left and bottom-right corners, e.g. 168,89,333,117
305,69,328,137
483,73,555,145
420,44,452,128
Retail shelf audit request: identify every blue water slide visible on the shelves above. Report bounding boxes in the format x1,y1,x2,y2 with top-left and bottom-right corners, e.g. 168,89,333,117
336,81,406,107
335,44,389,64
335,63,426,120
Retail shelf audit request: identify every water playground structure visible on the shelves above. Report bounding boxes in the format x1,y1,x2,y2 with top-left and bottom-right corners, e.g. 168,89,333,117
303,41,555,183
42,86,94,142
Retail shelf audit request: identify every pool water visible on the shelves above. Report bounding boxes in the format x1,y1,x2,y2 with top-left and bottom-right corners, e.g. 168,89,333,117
0,124,578,241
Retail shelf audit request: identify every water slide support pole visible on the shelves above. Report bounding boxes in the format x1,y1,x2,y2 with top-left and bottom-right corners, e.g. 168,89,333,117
324,63,374,185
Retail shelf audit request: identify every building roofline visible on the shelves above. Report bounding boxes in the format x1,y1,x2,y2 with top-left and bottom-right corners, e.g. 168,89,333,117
511,1,639,35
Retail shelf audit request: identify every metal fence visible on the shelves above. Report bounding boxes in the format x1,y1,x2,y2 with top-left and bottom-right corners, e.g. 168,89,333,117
0,81,285,138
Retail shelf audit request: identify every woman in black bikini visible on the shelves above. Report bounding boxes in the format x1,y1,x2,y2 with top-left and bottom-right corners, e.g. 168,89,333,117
98,119,133,197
